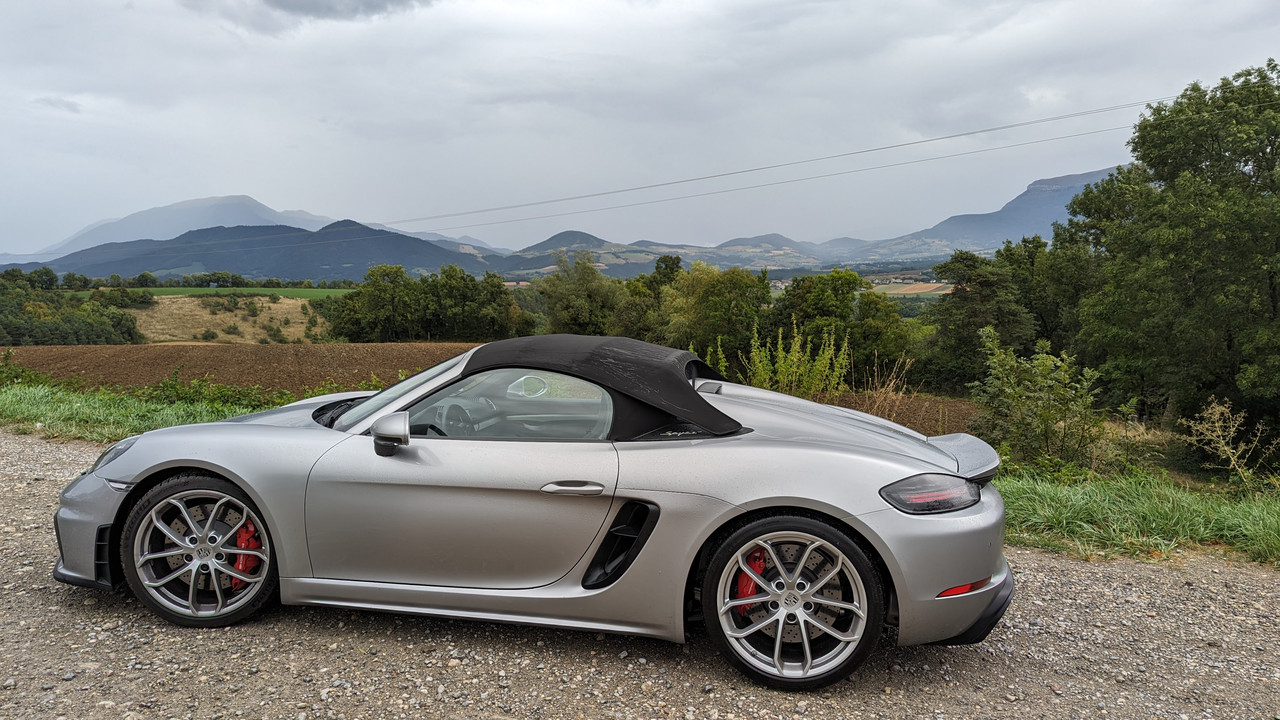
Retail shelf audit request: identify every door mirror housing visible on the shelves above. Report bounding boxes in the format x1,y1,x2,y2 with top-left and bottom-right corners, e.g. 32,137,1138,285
371,412,410,457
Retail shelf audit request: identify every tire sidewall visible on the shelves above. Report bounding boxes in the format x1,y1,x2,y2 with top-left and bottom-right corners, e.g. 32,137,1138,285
121,474,278,628
701,514,884,690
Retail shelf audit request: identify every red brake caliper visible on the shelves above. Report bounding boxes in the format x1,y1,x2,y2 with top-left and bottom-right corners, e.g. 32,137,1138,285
230,520,261,591
734,548,767,616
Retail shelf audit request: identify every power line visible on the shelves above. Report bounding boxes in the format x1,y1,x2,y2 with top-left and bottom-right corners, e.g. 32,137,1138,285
422,126,1131,233
385,97,1175,226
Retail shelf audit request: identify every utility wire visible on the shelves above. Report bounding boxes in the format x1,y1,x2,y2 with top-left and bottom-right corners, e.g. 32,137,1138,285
385,97,1175,226
422,126,1131,232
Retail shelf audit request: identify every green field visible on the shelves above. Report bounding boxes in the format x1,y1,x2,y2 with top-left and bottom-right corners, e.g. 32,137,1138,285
69,287,352,299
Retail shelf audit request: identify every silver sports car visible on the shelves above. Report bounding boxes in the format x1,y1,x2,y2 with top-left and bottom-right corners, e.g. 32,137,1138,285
54,334,1011,689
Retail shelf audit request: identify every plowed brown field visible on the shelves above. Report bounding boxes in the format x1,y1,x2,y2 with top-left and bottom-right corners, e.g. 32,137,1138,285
3,342,976,434
3,343,478,395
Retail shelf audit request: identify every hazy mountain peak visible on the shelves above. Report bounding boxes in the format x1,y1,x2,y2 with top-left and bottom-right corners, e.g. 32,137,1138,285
43,195,338,256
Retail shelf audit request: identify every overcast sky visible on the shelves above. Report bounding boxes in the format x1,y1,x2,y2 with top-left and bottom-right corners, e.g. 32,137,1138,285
2,0,1277,255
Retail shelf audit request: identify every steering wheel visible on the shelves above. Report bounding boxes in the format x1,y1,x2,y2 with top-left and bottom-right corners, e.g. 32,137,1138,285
443,404,474,437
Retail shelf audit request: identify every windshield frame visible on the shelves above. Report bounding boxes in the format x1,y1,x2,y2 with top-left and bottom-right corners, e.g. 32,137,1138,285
330,352,469,432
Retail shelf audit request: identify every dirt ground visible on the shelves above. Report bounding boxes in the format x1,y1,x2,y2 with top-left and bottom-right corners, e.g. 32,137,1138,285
3,432,1279,719
2,343,478,396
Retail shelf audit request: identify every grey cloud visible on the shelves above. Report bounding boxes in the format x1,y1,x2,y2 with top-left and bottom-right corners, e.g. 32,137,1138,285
179,0,435,33
262,0,436,19
35,96,82,114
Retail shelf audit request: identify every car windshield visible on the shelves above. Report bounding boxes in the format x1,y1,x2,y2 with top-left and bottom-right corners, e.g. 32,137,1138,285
330,354,466,432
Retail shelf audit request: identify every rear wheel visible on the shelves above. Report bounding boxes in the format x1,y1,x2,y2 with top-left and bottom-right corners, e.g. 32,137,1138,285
702,515,883,689
121,475,277,627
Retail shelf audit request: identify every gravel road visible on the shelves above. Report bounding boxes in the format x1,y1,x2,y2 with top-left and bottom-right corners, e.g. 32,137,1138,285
3,431,1278,720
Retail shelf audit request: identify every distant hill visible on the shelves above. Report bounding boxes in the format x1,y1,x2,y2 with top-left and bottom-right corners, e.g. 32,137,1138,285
32,221,492,281
839,167,1116,262
5,167,1120,281
41,196,338,258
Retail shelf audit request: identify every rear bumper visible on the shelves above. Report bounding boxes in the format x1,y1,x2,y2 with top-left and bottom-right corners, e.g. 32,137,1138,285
930,560,1014,645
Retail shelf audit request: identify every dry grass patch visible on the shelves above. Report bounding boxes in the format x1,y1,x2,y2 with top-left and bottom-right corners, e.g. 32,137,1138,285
130,295,329,344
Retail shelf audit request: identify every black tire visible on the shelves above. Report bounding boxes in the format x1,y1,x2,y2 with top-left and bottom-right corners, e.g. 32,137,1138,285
701,515,884,689
121,474,278,628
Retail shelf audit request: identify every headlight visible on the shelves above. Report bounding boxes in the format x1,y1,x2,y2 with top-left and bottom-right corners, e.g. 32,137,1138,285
879,474,980,514
90,436,138,473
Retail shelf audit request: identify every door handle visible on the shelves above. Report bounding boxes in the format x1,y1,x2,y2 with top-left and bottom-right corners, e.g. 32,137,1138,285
540,481,605,496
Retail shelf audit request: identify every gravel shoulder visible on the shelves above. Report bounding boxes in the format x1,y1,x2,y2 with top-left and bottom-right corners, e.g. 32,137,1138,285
2,431,1278,720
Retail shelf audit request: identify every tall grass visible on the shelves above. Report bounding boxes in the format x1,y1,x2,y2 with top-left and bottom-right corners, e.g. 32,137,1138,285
997,468,1280,566
0,384,257,443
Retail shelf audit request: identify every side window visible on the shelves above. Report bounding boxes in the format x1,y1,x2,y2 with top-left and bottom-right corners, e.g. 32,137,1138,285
405,368,613,441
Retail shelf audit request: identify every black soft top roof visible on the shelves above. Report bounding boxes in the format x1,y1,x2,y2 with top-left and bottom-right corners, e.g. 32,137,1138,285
463,334,742,437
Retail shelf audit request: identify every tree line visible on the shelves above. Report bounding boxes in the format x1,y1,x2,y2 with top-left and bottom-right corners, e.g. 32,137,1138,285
3,61,1275,435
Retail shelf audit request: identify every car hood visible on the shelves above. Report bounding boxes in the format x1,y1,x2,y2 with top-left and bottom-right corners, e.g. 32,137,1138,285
704,384,960,472
219,392,372,429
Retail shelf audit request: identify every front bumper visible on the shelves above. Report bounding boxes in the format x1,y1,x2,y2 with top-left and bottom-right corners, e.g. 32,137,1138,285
52,470,130,590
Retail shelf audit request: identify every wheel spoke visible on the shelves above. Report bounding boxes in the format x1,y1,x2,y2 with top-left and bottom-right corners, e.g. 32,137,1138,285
213,561,260,584
792,539,823,578
760,541,791,583
809,554,843,591
205,497,233,532
210,569,226,614
720,593,769,614
735,551,770,589
222,547,268,562
798,617,814,675
187,568,200,609
143,562,193,588
149,508,190,547
806,613,861,642
725,611,778,639
770,616,786,674
138,547,187,564
812,594,864,618
166,498,201,538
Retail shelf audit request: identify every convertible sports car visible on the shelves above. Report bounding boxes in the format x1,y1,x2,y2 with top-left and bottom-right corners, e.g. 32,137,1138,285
54,334,1011,689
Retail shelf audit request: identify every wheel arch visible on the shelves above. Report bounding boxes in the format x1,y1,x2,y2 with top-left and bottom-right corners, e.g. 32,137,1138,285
682,505,898,636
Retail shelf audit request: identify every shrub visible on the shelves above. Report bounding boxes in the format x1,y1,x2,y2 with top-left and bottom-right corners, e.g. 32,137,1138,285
739,326,851,399
1179,397,1278,493
200,329,218,341
968,326,1103,466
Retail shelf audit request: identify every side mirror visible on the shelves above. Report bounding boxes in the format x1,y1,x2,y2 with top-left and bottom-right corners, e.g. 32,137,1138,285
506,375,549,398
371,412,410,457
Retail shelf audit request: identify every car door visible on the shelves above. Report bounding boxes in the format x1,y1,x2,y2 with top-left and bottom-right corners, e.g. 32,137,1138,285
304,367,619,590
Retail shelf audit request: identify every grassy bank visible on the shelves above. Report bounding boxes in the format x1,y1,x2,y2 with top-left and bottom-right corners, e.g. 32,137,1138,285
997,469,1280,566
0,383,258,443
0,362,1275,568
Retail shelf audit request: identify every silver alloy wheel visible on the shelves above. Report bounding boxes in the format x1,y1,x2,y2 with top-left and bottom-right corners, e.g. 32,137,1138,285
131,488,271,619
714,530,868,680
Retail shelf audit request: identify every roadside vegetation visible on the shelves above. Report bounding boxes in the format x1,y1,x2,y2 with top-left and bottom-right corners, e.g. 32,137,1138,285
1,61,1277,565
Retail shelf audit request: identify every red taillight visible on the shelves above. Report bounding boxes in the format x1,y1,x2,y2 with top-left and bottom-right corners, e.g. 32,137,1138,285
937,577,991,598
879,474,980,514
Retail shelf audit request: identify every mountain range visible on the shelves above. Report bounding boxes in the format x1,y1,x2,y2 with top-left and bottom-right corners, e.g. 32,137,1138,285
3,167,1115,281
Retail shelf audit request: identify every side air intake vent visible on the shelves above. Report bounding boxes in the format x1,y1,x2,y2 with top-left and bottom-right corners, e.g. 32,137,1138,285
582,501,660,590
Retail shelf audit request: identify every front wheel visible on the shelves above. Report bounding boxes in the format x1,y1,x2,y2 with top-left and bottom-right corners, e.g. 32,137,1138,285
702,516,884,689
121,474,277,627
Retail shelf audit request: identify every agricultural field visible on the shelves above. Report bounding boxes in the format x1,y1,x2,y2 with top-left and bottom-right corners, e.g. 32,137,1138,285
140,287,351,298
128,294,326,345
3,342,477,395
877,282,950,296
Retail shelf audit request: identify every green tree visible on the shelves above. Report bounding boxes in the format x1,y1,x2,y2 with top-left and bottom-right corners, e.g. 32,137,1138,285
1071,60,1280,420
535,252,626,335
661,262,770,365
922,250,1034,390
